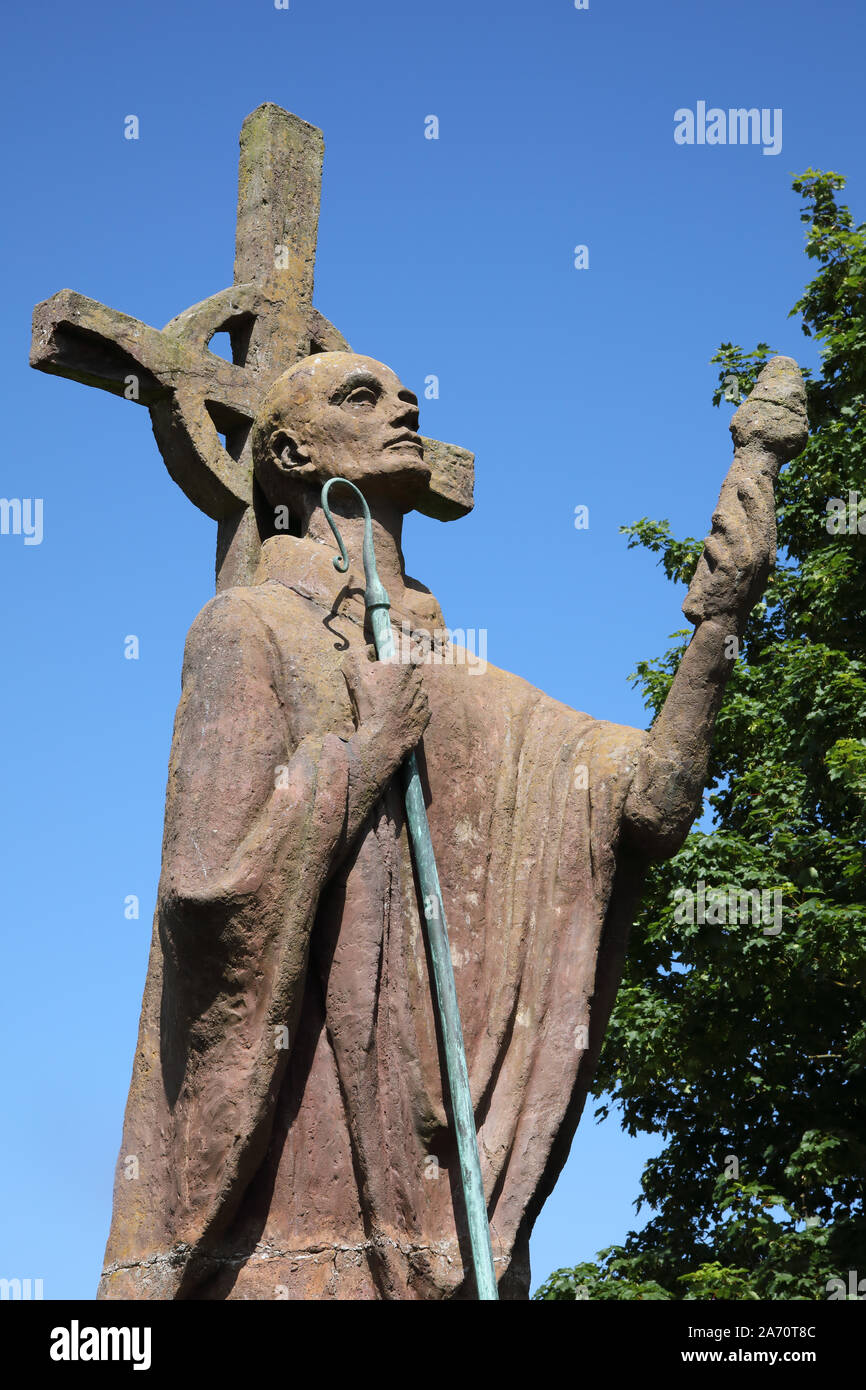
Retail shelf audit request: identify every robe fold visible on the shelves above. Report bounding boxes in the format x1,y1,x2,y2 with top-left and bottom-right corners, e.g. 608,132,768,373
98,533,647,1300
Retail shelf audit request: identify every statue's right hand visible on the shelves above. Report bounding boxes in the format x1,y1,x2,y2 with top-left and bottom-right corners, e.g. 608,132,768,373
341,647,431,758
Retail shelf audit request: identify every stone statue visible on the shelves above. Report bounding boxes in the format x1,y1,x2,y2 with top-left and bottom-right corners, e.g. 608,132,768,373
96,348,805,1299
29,106,808,1300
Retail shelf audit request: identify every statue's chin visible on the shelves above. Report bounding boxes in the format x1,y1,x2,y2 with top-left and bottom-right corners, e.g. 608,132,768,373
338,452,433,507
268,452,432,513
372,449,431,481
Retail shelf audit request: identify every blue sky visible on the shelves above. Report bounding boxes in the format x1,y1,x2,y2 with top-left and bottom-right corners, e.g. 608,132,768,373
2,0,863,1299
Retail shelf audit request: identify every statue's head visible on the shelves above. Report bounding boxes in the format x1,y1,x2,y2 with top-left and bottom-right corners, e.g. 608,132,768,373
252,352,431,515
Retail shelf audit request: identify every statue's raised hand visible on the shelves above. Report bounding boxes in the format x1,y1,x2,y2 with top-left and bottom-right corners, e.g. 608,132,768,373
624,357,808,858
683,356,808,627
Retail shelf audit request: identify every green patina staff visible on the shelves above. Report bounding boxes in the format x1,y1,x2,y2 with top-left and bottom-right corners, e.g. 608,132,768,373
321,476,499,1302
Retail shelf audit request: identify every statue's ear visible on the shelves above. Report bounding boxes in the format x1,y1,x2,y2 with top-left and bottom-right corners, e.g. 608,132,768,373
270,428,311,472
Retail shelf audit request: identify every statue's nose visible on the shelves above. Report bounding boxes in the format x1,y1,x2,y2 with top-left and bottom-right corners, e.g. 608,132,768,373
390,397,418,428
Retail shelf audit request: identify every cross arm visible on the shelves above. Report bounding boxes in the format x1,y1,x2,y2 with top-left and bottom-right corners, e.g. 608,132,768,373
30,289,255,517
30,289,257,413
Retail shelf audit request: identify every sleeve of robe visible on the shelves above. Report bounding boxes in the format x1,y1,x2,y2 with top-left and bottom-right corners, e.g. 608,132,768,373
100,589,375,1297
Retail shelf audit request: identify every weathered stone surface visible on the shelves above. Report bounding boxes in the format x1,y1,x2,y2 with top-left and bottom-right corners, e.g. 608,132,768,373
96,349,806,1299
685,355,809,625
99,505,646,1301
415,437,474,520
730,353,809,455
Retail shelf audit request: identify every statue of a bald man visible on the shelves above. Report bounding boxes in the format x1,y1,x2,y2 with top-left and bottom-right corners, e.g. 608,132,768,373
99,350,807,1300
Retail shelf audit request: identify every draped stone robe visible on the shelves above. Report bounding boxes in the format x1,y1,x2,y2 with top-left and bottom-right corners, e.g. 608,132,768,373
98,533,648,1300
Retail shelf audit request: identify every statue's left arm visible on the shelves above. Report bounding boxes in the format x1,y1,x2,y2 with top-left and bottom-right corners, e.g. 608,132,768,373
622,356,808,858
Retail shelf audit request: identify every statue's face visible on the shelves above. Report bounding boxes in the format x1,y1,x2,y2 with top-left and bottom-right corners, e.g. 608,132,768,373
265,352,431,503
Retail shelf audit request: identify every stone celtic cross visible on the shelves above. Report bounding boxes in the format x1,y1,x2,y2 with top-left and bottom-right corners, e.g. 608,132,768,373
30,104,474,589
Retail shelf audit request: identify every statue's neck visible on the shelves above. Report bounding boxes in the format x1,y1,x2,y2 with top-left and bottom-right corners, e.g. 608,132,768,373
300,491,408,602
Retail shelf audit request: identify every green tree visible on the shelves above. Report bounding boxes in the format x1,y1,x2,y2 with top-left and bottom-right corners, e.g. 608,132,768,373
536,170,866,1302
